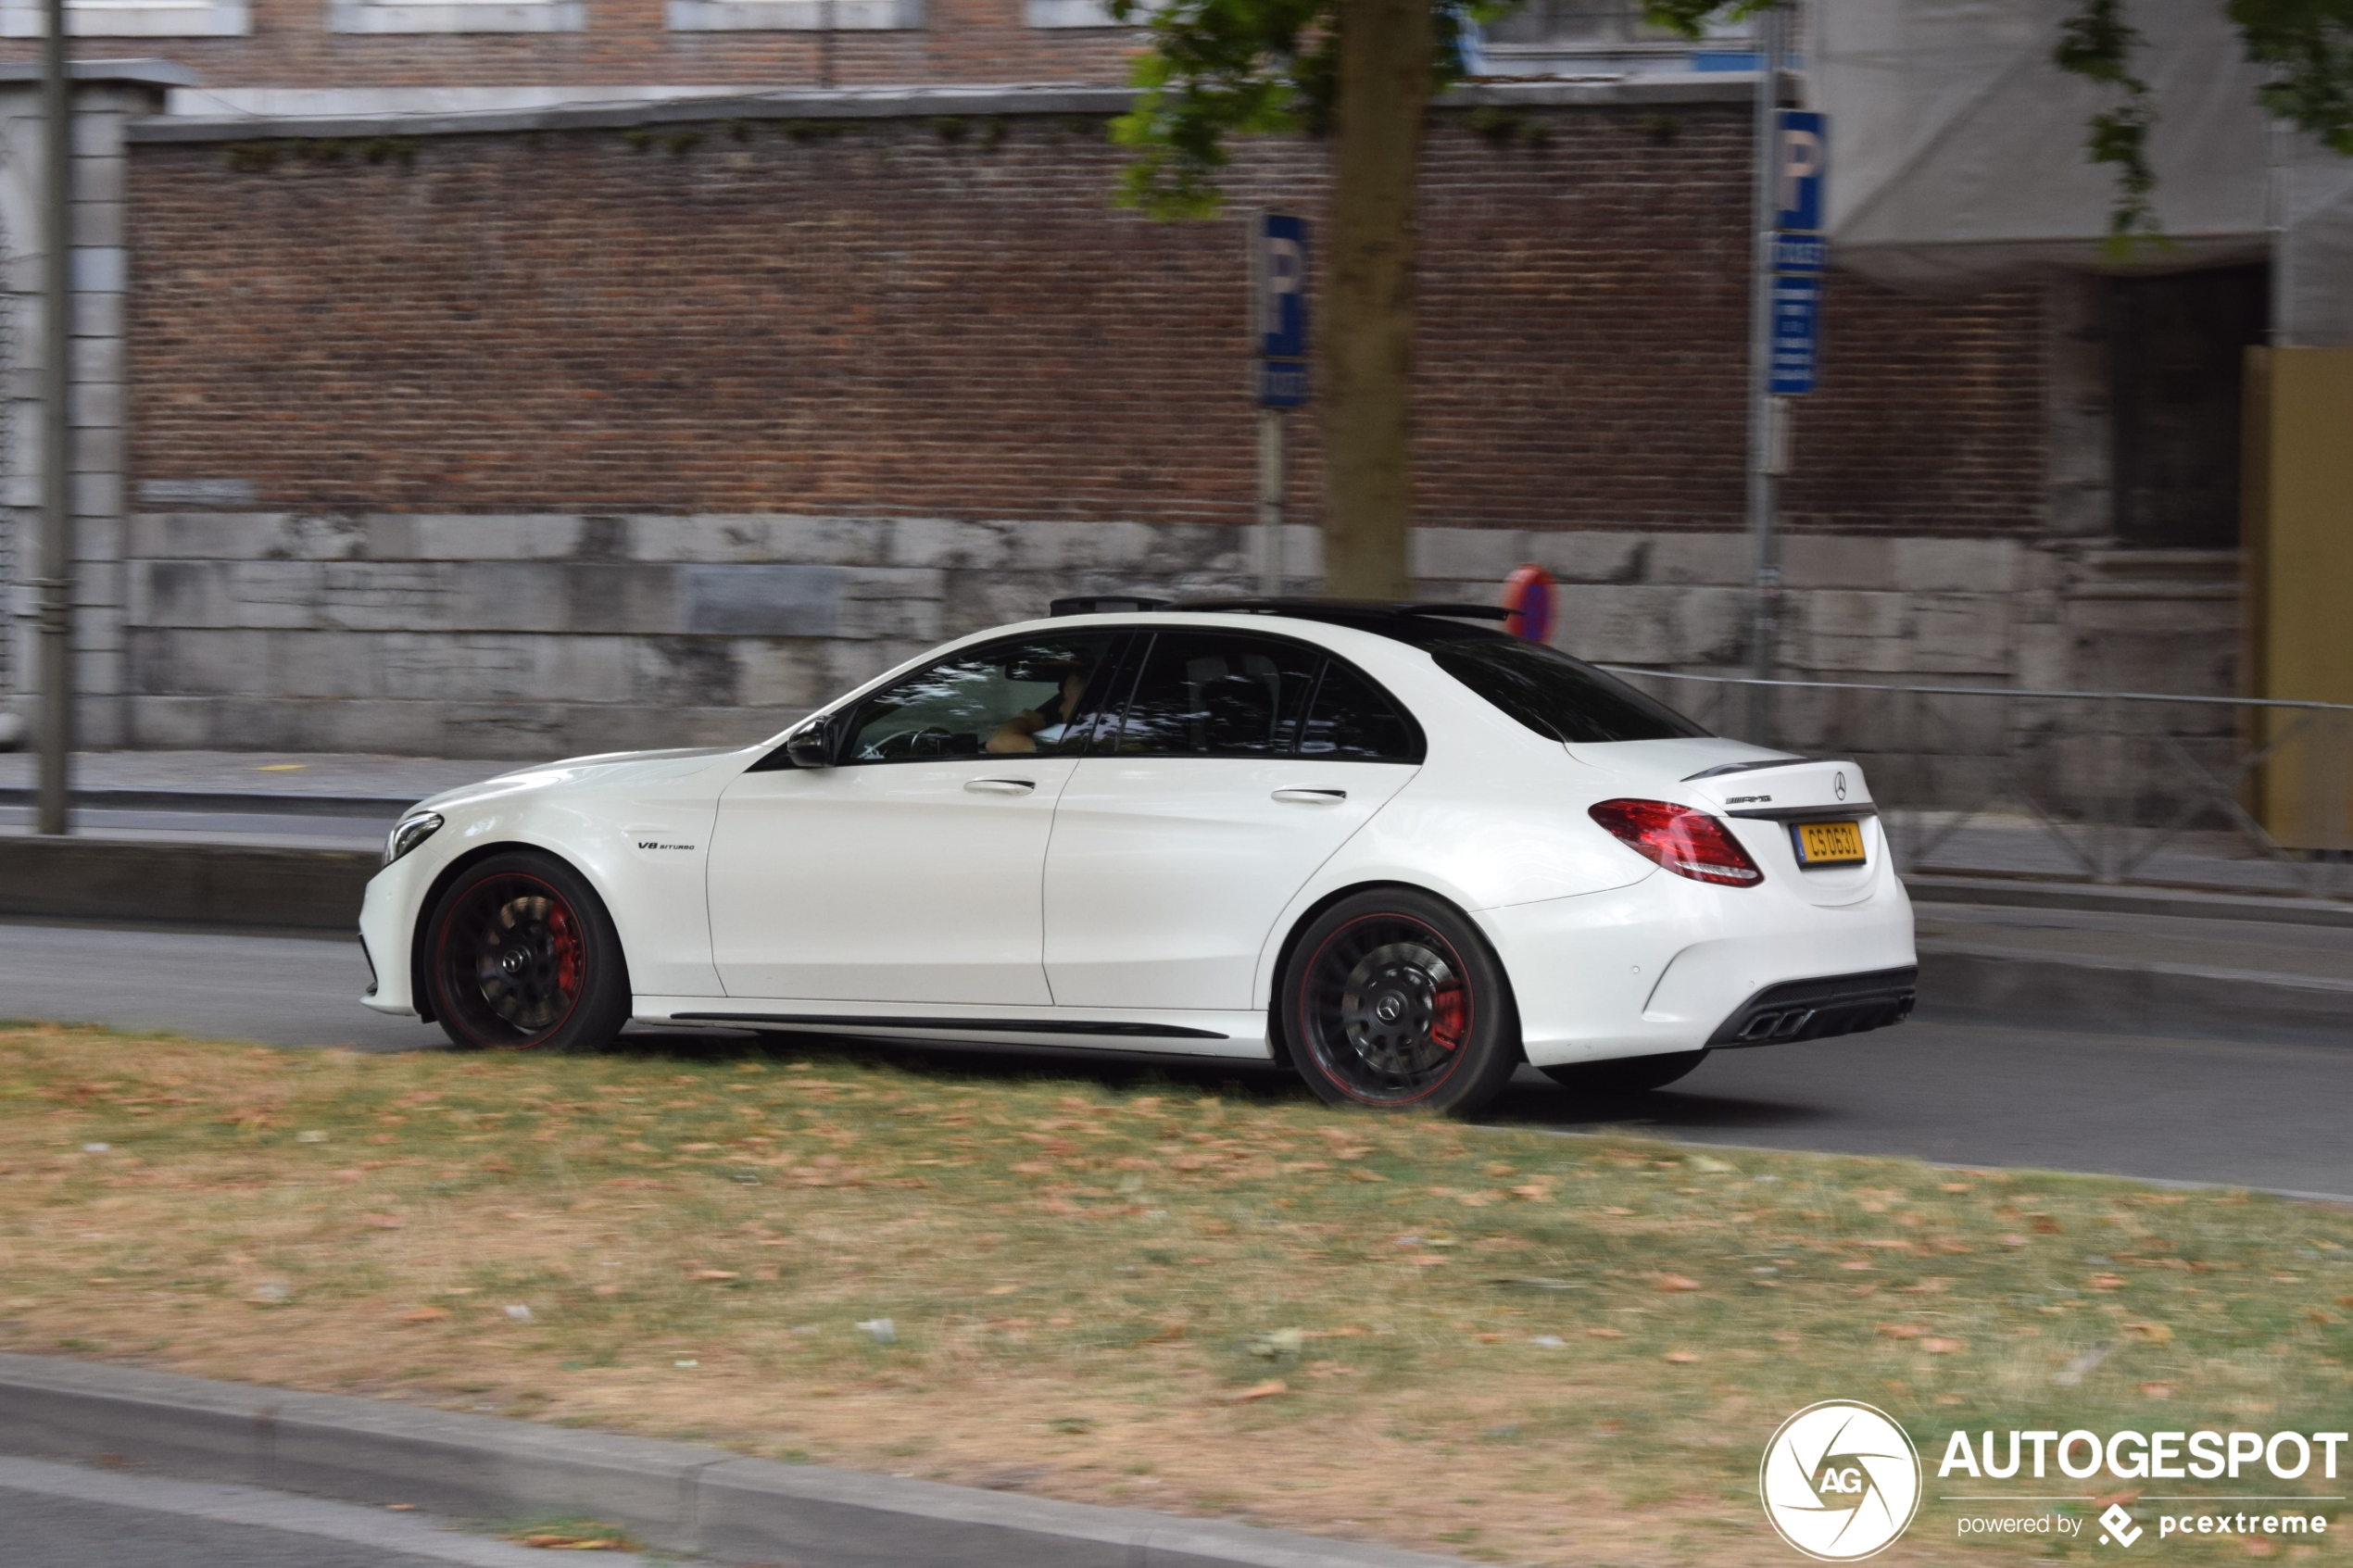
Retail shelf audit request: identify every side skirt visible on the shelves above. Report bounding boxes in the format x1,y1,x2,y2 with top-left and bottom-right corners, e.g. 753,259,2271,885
631,998,1274,1060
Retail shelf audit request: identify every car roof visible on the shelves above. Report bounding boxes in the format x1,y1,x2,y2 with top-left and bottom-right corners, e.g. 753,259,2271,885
1043,596,1519,649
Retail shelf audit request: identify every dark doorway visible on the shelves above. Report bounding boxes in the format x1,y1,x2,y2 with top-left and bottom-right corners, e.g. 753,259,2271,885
2107,264,2270,549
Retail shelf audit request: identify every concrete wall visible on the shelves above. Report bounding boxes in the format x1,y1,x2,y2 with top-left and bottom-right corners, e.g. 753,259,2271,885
114,509,2242,768
0,69,178,746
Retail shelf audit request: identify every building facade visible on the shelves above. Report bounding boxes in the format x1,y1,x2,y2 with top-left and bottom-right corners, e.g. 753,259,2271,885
0,4,2260,776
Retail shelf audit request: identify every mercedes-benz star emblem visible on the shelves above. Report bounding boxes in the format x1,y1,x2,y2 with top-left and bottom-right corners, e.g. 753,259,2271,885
1833,771,1848,800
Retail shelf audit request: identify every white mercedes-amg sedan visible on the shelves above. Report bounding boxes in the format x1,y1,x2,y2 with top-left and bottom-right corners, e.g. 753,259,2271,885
359,598,1915,1117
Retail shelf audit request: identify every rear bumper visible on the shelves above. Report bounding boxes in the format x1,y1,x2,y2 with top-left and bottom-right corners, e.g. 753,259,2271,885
1475,860,1915,1069
1706,965,1917,1047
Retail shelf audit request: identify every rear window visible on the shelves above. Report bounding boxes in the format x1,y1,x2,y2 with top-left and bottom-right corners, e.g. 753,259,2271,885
1430,640,1709,745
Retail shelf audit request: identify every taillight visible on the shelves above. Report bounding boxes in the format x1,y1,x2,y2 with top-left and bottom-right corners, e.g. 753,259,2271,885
1588,798,1764,887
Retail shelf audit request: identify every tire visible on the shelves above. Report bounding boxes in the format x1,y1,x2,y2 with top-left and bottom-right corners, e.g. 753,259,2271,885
1540,1049,1708,1096
1279,888,1521,1118
422,850,632,1052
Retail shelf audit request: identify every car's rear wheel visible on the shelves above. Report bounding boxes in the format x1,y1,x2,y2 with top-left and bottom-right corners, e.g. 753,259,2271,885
424,850,631,1052
1280,889,1520,1118
1540,1048,1708,1096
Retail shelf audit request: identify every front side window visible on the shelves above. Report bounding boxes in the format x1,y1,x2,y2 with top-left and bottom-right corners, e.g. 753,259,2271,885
840,633,1120,763
1430,639,1708,745
1103,633,1323,758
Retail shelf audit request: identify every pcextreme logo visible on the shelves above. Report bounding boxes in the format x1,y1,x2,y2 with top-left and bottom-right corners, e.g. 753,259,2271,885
1761,1400,1925,1561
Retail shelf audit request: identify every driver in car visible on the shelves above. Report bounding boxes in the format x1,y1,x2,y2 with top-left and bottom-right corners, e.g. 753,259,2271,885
988,663,1091,754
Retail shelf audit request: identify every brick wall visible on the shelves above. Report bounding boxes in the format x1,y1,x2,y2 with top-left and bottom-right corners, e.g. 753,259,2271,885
9,0,1145,92
125,99,2048,536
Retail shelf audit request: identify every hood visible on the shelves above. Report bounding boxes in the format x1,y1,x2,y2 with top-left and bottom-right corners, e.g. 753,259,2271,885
414,746,752,814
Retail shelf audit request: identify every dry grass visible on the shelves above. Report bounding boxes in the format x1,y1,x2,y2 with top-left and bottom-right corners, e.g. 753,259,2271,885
1,1022,2348,1565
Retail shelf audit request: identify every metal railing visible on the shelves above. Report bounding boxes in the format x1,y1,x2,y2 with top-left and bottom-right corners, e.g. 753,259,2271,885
1597,667,2353,899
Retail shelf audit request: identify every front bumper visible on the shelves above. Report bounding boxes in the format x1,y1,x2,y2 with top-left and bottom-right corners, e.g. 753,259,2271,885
358,856,425,1016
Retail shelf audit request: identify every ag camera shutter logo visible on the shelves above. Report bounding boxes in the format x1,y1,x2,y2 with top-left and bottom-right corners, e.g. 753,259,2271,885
1761,1400,1923,1560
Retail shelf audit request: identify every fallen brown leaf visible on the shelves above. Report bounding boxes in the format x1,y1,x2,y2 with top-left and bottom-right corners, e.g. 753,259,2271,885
1922,1337,1964,1354
1655,1273,1702,1293
399,1306,449,1323
1226,1379,1287,1403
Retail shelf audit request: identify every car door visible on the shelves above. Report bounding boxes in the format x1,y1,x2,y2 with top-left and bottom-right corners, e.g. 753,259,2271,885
1043,630,1424,1011
706,630,1124,1005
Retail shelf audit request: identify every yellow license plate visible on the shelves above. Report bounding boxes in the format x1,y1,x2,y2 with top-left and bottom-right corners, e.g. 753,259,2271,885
1793,820,1867,866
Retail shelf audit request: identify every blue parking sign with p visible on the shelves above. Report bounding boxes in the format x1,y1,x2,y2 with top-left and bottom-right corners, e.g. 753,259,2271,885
1775,110,1827,234
1256,213,1308,362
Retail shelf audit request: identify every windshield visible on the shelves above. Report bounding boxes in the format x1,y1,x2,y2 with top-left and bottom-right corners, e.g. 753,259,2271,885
1430,639,1710,745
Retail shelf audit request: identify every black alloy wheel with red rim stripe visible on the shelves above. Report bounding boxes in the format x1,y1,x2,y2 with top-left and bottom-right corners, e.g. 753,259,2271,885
424,851,632,1052
1281,888,1521,1118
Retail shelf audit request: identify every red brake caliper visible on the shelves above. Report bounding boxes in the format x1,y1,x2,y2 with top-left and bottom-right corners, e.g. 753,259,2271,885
548,905,584,998
1430,985,1466,1052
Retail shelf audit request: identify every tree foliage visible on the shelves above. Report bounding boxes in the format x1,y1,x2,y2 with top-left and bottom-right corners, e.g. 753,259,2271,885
1103,0,1492,217
2056,0,2163,244
2053,0,2353,246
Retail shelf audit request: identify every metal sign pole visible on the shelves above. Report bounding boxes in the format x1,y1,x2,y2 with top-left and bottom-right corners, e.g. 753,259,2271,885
1249,211,1308,596
1743,2,1785,746
1257,407,1285,595
35,0,71,837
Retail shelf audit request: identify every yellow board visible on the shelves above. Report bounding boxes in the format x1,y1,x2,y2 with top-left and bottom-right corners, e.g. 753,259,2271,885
1793,821,1866,865
2245,347,2353,851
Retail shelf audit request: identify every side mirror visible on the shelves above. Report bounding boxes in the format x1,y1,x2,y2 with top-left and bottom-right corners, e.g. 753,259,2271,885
784,720,834,770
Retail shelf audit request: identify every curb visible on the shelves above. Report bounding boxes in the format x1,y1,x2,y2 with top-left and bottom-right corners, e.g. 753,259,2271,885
0,786,416,819
1914,942,2353,1048
0,1353,1468,1568
0,837,375,930
1904,872,2353,929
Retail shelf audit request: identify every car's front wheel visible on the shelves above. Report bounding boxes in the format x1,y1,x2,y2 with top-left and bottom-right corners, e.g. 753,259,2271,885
423,850,631,1052
1280,889,1521,1118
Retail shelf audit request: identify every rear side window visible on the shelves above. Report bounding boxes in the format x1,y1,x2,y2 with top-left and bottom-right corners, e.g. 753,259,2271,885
1431,640,1708,744
1106,633,1322,757
1302,660,1421,761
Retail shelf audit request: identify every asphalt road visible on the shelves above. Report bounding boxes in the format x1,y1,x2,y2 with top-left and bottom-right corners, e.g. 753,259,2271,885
0,1456,652,1567
5,920,2349,1199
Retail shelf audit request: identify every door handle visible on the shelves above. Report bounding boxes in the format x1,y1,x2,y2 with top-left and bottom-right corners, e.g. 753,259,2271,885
1272,787,1348,804
964,777,1037,796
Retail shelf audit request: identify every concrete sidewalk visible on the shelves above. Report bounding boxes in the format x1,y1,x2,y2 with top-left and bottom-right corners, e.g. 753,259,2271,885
0,751,507,851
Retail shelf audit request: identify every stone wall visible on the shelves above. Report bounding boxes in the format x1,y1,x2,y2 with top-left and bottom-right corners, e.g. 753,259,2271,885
117,509,2241,771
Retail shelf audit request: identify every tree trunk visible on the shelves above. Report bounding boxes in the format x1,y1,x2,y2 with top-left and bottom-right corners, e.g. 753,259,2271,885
1319,0,1431,600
